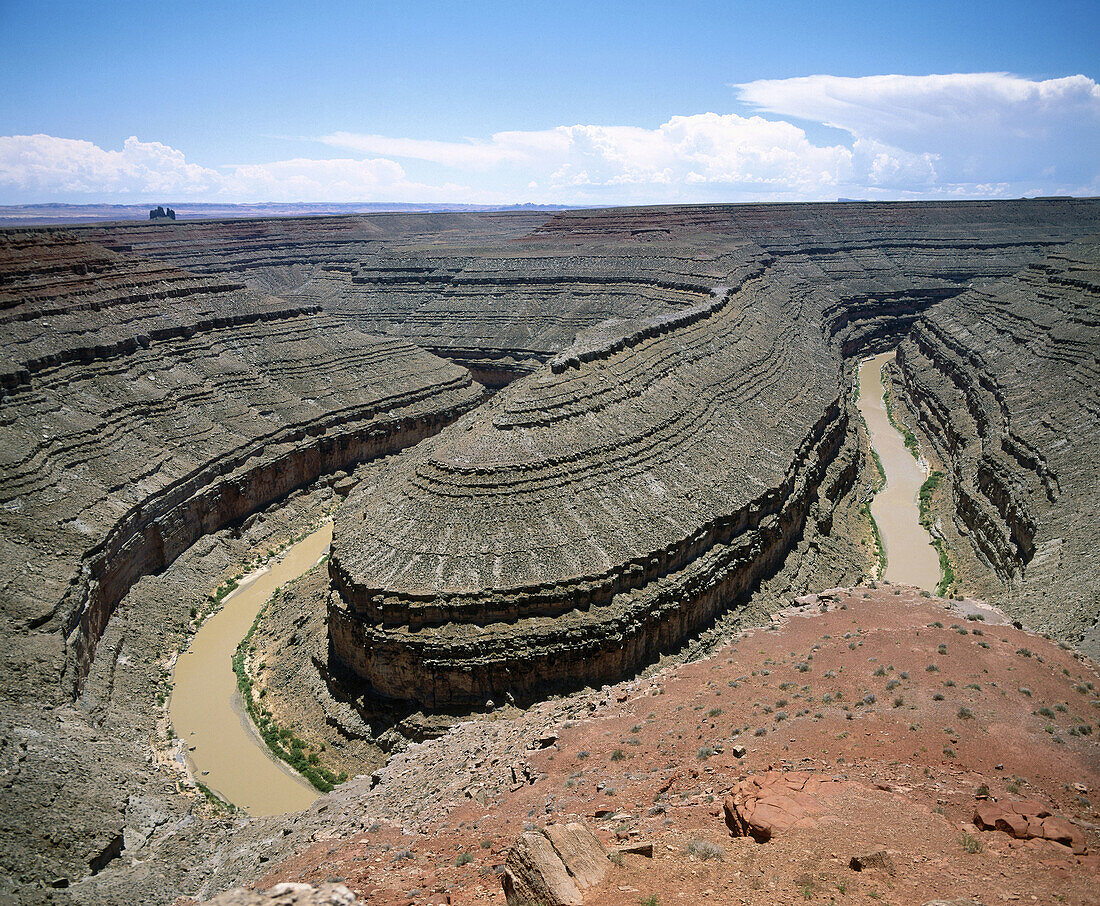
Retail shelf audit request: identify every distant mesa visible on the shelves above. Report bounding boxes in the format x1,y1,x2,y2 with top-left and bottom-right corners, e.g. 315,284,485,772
149,205,176,220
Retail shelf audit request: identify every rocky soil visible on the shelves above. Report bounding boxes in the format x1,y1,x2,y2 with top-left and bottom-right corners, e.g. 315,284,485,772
179,586,1099,906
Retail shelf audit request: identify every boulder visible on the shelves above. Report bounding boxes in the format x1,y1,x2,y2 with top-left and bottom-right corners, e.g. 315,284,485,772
503,822,610,905
201,883,360,905
848,850,895,874
973,800,1086,854
723,771,845,842
921,900,982,906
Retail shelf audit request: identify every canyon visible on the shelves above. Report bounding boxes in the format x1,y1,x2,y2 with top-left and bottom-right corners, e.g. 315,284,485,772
0,200,1098,904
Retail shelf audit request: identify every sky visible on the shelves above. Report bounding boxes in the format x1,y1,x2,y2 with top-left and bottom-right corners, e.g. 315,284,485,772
1,0,1098,206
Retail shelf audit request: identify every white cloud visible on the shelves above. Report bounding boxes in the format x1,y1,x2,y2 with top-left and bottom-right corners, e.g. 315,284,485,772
2,73,1097,204
735,72,1100,195
318,130,562,168
0,134,461,203
0,135,220,197
322,113,854,201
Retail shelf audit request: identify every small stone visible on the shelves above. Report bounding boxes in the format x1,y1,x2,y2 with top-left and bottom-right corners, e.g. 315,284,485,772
848,850,895,875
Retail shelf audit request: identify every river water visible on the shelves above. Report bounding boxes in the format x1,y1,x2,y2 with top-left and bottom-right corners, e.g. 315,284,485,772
857,352,941,590
169,522,332,815
168,352,937,813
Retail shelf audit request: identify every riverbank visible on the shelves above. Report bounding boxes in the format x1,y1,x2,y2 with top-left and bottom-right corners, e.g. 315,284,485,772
856,351,941,590
169,524,334,816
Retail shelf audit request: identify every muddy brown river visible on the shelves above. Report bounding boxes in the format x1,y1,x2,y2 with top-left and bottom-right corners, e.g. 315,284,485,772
857,352,941,590
169,523,332,815
167,353,935,814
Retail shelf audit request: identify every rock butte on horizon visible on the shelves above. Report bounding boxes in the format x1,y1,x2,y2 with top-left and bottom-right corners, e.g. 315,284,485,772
1,199,1099,901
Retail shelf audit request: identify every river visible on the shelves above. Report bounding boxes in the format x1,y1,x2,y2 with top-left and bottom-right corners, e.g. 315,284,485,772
168,351,938,813
169,522,332,816
857,351,941,590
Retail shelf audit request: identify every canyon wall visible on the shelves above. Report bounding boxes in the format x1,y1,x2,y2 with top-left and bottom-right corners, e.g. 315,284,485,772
317,200,1100,710
0,230,484,696
2,202,1099,898
328,247,862,707
896,237,1100,655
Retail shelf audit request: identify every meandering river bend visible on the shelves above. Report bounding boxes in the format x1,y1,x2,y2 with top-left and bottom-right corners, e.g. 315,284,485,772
857,351,941,590
169,523,332,815
170,352,939,815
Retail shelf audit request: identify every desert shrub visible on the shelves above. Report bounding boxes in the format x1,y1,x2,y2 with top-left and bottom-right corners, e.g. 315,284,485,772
960,833,983,853
685,840,725,861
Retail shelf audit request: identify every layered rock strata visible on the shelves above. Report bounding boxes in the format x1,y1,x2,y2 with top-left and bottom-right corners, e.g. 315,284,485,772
895,238,1100,653
0,230,483,693
83,201,1100,389
3,203,1100,901
328,249,854,708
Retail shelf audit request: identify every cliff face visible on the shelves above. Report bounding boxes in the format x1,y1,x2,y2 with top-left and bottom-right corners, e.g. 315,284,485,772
84,201,1100,388
896,238,1100,655
319,201,1100,711
328,246,859,707
0,230,484,696
2,203,1100,901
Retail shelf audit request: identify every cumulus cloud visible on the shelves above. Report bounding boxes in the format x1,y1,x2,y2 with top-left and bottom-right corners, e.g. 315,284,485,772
321,113,855,202
2,73,1097,203
0,135,220,197
734,72,1100,195
0,134,458,203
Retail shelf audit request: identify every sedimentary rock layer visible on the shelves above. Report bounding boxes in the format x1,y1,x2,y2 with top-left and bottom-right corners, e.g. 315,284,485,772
327,247,856,707
323,200,1100,709
0,230,483,694
83,201,1100,388
3,202,1100,901
896,238,1100,653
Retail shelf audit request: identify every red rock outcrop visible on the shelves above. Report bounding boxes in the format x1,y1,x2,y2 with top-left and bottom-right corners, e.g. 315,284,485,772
723,771,850,841
974,800,1087,854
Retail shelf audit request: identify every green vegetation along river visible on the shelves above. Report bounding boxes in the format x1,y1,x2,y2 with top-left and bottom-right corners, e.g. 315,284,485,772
857,351,941,590
169,523,333,815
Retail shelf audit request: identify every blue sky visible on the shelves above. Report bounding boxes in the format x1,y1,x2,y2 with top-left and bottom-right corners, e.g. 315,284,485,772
1,0,1097,204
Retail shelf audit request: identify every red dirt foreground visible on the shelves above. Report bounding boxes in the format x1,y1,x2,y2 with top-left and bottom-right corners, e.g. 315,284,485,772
250,586,1100,906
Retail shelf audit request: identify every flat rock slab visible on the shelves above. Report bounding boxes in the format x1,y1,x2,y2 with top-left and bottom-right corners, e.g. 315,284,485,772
724,770,856,841
201,883,360,905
